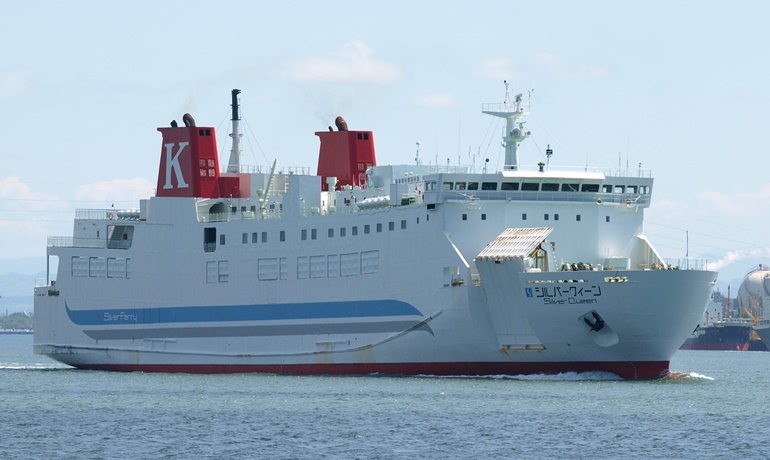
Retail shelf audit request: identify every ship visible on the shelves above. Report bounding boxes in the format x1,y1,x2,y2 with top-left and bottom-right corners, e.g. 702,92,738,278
33,84,718,379
680,289,755,351
737,266,770,349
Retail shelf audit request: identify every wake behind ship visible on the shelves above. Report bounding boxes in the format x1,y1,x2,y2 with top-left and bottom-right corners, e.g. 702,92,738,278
33,85,717,379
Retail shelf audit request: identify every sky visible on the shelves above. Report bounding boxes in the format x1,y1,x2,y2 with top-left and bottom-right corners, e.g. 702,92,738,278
1,0,769,291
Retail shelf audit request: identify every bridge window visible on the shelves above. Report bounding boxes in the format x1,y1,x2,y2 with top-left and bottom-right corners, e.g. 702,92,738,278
581,184,600,192
542,183,559,192
521,183,539,191
481,182,497,190
501,182,519,191
467,182,479,190
562,183,579,192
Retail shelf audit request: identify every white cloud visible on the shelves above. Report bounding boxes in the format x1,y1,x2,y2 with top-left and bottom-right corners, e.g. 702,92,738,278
708,247,770,272
280,42,400,83
476,58,524,81
697,184,770,219
413,93,458,108
0,176,69,259
0,70,36,98
75,178,155,204
534,52,609,81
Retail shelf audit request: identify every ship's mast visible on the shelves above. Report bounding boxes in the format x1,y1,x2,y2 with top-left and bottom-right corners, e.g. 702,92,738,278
226,89,242,173
482,81,530,170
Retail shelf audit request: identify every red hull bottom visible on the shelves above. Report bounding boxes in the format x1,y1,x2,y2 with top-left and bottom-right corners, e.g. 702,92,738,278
75,360,670,380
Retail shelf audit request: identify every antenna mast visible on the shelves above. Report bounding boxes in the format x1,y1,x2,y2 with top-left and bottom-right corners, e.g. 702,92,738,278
482,80,530,170
226,89,242,173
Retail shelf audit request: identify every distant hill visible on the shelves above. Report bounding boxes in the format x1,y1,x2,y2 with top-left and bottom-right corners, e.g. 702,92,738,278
0,257,46,314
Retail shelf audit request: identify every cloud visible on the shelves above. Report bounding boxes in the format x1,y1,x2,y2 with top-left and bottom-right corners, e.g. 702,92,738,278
413,93,458,108
75,178,155,205
698,184,770,219
534,52,609,81
476,58,524,81
0,70,36,98
280,42,400,83
708,247,770,272
0,176,69,258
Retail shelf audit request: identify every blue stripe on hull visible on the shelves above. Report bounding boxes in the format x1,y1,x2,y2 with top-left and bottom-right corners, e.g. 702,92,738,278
65,299,423,326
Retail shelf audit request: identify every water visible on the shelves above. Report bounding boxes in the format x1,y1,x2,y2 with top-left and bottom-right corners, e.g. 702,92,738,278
1,334,768,460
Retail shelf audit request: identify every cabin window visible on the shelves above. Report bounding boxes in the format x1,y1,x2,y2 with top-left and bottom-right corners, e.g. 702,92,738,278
364,224,370,234
462,214,467,221
107,225,134,250
204,227,216,252
544,214,549,221
542,183,559,192
329,228,334,238
481,214,486,221
389,222,395,231
252,232,258,243
242,233,248,244
261,232,267,243
640,185,650,194
481,182,497,191
562,183,580,192
576,215,581,222
442,182,453,190
554,214,559,221
522,213,527,220
280,231,285,242
311,229,317,240
606,216,611,223
301,229,307,241
352,226,358,236
467,182,479,190
581,184,600,192
613,185,625,193
456,182,466,190
340,227,346,237
401,220,407,229
627,185,638,193
377,223,383,232
521,183,539,191
220,234,226,245
602,184,612,193
501,182,519,191
364,133,369,140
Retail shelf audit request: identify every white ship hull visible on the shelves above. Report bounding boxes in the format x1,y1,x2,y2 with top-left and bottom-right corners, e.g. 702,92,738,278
33,87,717,379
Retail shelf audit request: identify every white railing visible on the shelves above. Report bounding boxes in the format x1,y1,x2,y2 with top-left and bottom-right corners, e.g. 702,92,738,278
47,237,104,249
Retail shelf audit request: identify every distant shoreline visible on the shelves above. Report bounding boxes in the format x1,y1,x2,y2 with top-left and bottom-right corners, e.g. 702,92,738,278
0,330,33,335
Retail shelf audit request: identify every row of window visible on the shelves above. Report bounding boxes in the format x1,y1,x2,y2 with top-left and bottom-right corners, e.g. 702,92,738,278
213,216,426,250
205,251,381,284
459,213,610,223
72,257,132,278
427,180,649,194
462,212,610,222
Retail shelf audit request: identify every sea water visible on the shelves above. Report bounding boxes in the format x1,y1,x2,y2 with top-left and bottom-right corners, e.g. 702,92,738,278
1,334,768,460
